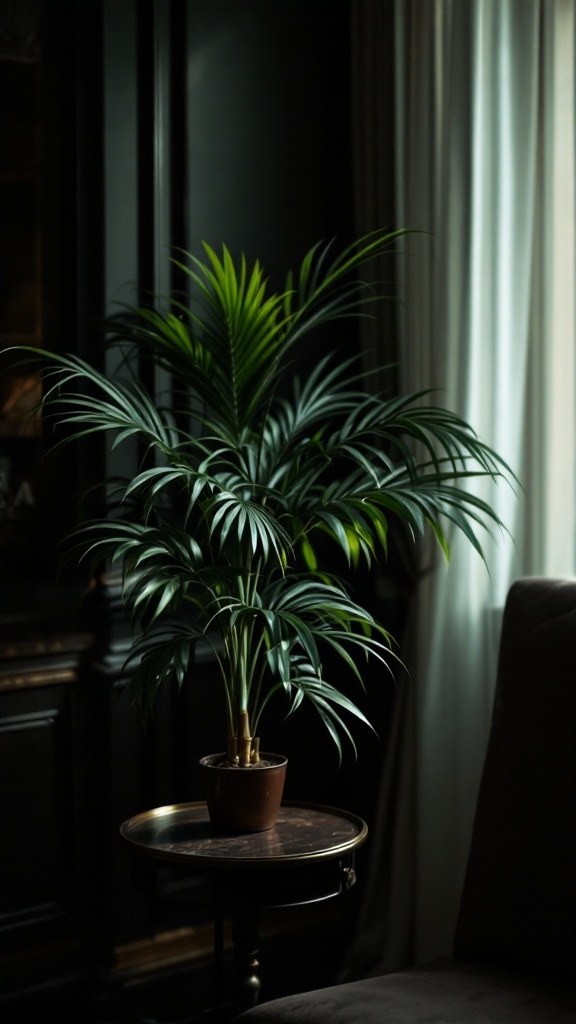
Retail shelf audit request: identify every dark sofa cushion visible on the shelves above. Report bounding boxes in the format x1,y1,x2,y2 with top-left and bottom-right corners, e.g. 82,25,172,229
234,960,575,1023
453,577,576,981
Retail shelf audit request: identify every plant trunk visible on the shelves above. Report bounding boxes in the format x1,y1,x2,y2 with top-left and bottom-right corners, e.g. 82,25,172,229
238,709,252,766
226,712,261,766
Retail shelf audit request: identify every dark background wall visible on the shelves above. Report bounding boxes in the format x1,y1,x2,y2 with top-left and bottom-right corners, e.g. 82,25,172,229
0,2,400,1019
184,1,355,265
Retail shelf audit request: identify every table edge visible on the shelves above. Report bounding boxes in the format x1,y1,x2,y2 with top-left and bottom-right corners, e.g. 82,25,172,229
119,799,368,867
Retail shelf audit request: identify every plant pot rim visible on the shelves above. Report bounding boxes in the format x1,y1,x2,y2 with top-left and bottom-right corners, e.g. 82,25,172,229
199,752,288,770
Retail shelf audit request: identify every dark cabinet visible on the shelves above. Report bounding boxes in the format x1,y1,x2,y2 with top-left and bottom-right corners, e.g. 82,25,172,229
1,674,77,949
0,611,225,1015
0,632,100,999
0,2,362,1018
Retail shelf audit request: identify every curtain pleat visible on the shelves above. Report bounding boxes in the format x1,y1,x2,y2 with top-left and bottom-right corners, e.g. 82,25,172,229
345,0,575,976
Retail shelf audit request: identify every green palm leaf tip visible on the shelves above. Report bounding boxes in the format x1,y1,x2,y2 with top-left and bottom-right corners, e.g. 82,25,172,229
4,229,517,763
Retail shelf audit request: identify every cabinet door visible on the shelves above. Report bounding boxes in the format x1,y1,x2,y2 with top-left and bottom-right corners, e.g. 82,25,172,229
0,679,77,959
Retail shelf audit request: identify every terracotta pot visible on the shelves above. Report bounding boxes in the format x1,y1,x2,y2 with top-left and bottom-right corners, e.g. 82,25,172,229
199,752,288,833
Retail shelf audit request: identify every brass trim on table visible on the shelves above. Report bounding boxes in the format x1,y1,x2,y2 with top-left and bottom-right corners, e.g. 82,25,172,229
120,800,368,868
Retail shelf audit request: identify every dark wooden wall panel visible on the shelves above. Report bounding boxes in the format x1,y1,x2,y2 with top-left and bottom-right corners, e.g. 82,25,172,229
0,685,74,941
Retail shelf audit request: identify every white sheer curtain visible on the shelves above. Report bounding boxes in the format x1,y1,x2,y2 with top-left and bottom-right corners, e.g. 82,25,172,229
346,0,575,976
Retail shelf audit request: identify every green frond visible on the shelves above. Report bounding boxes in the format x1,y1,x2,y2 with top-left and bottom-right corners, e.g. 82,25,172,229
3,228,517,760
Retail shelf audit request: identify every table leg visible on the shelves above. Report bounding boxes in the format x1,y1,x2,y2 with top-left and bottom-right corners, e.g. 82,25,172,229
213,902,226,1013
231,908,261,1013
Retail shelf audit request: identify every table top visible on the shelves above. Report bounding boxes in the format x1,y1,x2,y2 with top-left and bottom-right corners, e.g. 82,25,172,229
120,800,368,868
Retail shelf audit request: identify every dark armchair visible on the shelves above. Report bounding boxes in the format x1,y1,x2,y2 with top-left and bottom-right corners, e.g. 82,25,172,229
234,577,576,1023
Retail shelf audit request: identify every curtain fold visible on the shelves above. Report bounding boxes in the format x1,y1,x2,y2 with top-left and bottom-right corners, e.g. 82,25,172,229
345,0,575,977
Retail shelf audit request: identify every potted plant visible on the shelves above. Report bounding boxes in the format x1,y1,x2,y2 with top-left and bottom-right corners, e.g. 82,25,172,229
8,230,513,832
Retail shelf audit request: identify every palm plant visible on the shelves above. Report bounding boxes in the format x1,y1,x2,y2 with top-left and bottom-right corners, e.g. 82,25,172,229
11,230,513,768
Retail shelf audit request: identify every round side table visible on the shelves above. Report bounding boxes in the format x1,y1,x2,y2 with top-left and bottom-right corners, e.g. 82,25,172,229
120,800,368,1020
